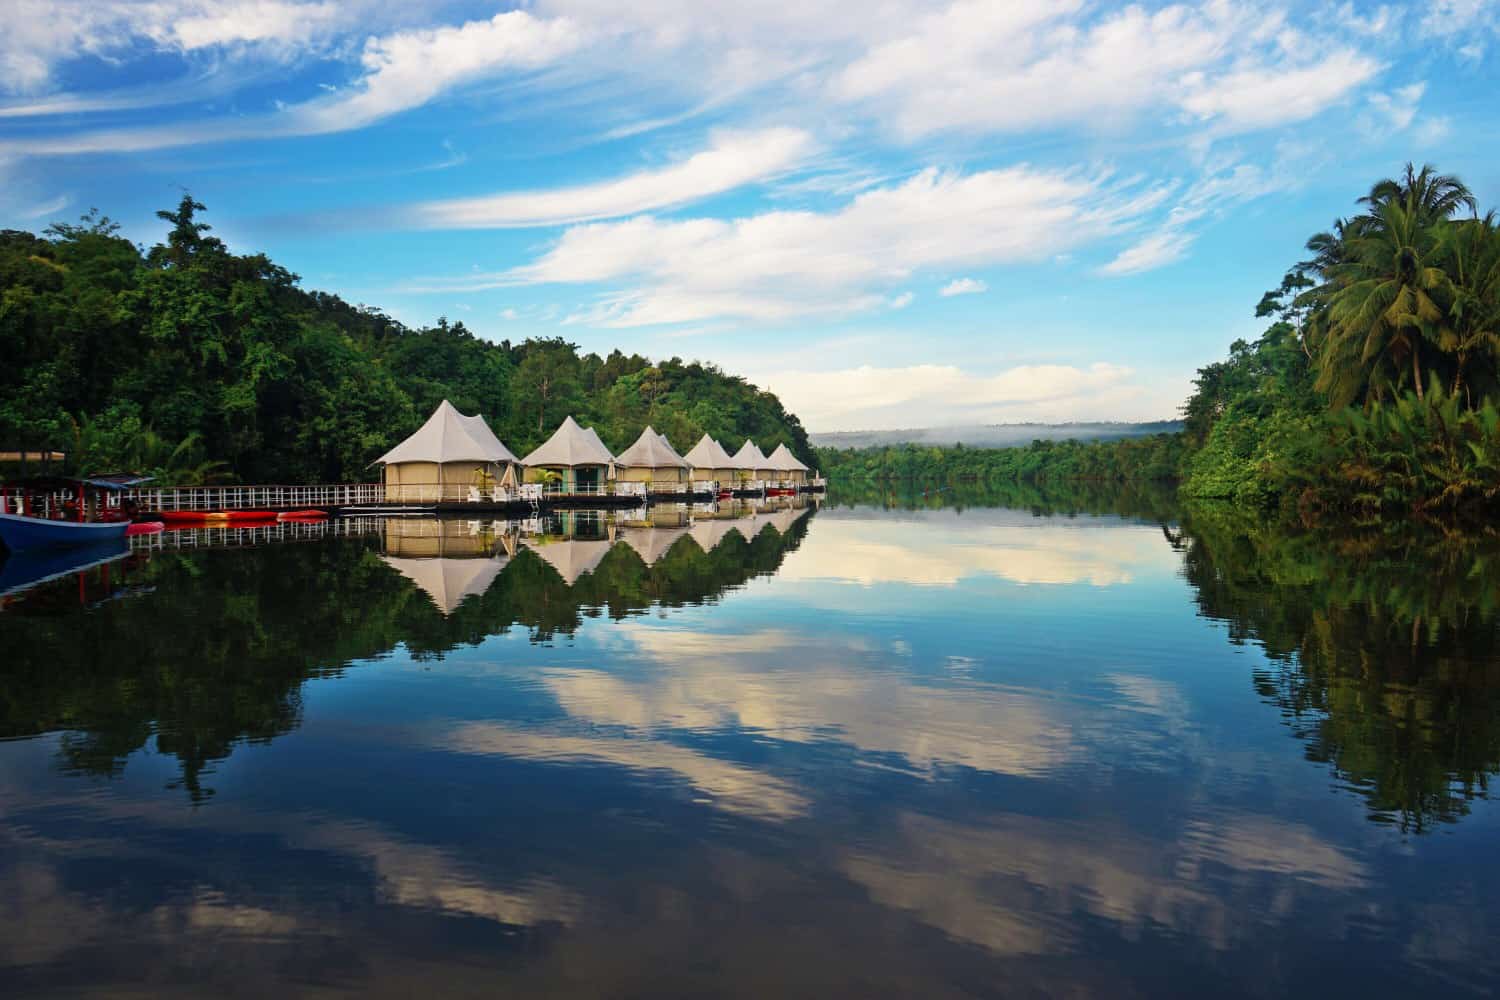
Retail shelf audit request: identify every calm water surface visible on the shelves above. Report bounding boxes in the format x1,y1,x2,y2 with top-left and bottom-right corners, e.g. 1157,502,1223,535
1,495,1497,997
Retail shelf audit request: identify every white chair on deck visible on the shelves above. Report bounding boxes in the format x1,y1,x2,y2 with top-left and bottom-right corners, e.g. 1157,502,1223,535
467,486,482,503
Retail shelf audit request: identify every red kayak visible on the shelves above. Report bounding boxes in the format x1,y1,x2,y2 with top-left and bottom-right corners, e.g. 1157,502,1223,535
125,521,164,537
159,510,278,524
277,509,329,522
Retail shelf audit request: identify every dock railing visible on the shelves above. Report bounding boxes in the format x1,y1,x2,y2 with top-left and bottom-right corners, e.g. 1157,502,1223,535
126,483,385,511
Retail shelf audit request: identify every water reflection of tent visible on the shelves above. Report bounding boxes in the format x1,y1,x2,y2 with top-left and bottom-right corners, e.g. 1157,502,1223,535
381,554,510,615
382,517,518,558
619,525,691,565
524,537,616,585
380,518,516,614
687,518,744,553
766,506,811,536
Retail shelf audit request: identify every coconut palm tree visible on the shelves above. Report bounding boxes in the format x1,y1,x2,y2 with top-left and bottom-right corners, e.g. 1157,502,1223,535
1360,163,1476,224
1320,198,1447,404
1434,212,1500,405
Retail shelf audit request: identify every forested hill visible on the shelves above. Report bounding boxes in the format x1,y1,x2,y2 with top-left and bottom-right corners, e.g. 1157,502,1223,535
0,198,812,484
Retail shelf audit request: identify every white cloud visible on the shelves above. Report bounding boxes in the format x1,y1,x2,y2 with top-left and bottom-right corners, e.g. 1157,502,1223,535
297,10,585,133
940,277,986,297
1420,0,1497,38
0,0,363,96
1176,47,1381,133
830,1,1378,138
462,165,1167,325
1365,81,1426,132
888,291,914,310
753,361,1166,430
1101,228,1198,276
407,127,811,228
0,8,585,153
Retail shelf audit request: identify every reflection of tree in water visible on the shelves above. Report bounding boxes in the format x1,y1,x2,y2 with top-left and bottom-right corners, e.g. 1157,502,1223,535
881,477,1500,833
0,512,812,800
827,478,1182,523
1178,504,1500,832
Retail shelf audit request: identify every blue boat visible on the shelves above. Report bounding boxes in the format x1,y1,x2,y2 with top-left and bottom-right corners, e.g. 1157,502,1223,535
0,473,152,553
0,512,130,552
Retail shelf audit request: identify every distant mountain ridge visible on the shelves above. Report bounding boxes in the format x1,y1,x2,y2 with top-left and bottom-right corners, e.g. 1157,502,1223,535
809,421,1183,450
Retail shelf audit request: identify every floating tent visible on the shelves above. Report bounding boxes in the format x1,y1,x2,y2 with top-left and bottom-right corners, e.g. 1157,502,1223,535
375,400,521,501
521,416,616,493
614,426,692,484
682,435,738,485
766,443,810,485
730,440,775,480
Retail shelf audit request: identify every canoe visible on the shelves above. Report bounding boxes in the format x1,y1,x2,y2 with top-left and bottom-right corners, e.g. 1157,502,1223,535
0,512,131,552
277,509,329,522
160,510,277,524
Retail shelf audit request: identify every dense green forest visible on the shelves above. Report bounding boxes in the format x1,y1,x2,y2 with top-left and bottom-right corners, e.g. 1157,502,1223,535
0,197,812,484
820,164,1500,517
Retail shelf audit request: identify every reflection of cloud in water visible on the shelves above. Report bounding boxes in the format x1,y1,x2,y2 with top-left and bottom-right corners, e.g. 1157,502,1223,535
777,513,1174,587
0,796,581,965
542,625,1078,779
841,810,1368,957
439,722,809,820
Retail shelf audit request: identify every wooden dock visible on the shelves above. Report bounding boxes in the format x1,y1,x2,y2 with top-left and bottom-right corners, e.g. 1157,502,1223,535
119,481,824,520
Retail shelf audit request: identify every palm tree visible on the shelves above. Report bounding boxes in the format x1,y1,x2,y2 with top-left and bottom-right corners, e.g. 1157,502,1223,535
1320,199,1447,403
1434,212,1500,405
1360,163,1476,224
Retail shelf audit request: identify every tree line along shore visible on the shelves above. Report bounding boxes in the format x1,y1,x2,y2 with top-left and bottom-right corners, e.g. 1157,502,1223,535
1,197,812,486
818,164,1500,519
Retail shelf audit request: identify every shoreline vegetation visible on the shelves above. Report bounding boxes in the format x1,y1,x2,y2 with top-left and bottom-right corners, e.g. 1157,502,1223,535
818,164,1500,521
1,198,811,485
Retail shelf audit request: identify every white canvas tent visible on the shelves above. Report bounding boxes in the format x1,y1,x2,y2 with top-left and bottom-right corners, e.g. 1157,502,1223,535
766,443,810,484
375,400,521,500
381,555,509,615
730,440,775,479
521,416,616,493
683,435,738,484
614,426,692,484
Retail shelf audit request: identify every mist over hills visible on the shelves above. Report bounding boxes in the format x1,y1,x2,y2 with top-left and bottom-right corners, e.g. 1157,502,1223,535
809,421,1183,450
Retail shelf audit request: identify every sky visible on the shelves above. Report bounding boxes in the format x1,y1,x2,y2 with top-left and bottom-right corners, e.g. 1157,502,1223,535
1,1,1497,432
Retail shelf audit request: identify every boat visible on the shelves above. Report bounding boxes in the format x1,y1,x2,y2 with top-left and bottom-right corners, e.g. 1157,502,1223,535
277,509,329,522
0,512,129,551
0,473,153,553
125,521,164,537
160,509,277,525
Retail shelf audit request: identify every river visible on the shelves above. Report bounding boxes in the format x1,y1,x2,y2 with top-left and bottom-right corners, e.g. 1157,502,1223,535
1,491,1496,997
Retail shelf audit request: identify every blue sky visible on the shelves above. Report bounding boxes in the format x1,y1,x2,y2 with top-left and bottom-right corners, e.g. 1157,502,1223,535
2,1,1497,431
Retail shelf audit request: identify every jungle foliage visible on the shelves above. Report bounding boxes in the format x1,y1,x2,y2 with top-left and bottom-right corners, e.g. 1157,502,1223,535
0,198,812,483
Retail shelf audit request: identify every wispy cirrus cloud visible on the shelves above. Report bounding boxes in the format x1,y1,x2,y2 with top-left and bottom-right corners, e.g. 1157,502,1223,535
753,361,1158,430
0,8,585,155
940,277,986,297
404,127,812,229
426,165,1169,325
